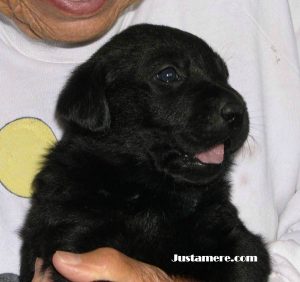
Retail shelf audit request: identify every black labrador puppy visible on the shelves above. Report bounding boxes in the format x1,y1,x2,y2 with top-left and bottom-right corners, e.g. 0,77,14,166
20,24,270,282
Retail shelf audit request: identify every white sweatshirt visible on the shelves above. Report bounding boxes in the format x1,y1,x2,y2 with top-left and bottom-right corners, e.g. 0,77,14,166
0,1,300,281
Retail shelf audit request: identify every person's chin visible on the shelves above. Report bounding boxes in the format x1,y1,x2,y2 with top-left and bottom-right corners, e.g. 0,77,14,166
10,0,139,43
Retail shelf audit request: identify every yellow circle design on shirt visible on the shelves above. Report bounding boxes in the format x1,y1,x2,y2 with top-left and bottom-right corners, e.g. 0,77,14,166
0,118,57,198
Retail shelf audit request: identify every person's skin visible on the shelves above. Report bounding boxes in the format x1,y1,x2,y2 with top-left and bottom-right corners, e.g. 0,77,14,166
0,0,139,42
0,1,196,281
32,248,194,282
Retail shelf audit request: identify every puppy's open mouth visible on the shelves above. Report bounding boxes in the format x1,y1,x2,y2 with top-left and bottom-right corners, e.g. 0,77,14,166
194,144,224,164
174,132,232,167
182,143,227,167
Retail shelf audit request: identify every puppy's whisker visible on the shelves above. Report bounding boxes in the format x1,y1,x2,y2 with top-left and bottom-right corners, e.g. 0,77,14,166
237,134,258,160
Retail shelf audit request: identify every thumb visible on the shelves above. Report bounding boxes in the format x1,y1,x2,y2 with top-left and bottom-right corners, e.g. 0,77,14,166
52,247,172,282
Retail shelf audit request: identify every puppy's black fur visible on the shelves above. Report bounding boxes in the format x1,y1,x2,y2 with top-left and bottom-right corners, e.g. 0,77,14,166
20,24,270,282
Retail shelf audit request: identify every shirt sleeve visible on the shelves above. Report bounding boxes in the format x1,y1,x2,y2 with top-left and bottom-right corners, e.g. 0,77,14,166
267,1,300,280
269,188,300,281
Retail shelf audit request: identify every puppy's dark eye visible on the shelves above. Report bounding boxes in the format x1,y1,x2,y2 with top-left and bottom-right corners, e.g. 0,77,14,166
156,67,180,83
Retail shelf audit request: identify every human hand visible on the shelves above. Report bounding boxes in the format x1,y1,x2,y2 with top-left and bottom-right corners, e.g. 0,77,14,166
32,247,196,282
32,258,52,282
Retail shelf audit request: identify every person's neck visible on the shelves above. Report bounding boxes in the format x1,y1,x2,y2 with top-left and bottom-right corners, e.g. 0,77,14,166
0,12,128,64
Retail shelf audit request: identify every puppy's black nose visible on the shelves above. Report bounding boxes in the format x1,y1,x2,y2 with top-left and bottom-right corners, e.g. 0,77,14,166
221,103,245,124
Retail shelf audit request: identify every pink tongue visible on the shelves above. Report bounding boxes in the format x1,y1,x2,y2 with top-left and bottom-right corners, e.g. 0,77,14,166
195,144,224,164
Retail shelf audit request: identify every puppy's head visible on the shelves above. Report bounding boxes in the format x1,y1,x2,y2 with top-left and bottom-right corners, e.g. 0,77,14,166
56,24,249,185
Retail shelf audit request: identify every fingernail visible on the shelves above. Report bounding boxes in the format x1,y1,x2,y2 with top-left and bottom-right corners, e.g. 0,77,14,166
34,258,43,271
55,251,81,266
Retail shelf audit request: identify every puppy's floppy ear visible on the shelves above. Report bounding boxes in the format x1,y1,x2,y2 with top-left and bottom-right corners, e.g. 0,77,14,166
56,61,110,132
